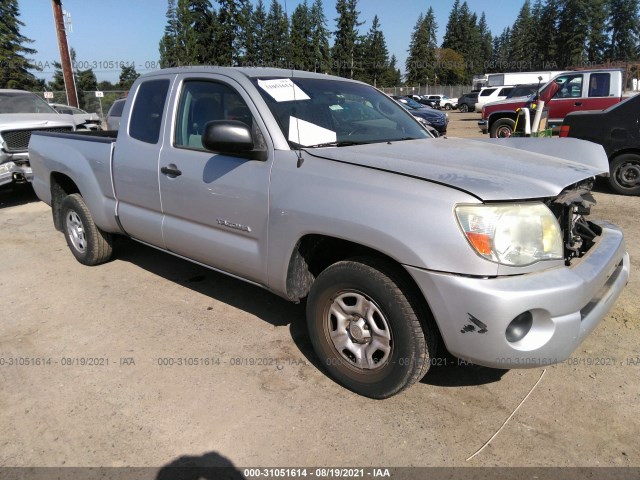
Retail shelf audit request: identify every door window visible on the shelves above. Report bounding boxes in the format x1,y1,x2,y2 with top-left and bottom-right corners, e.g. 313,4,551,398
553,75,583,99
480,88,497,96
175,80,265,151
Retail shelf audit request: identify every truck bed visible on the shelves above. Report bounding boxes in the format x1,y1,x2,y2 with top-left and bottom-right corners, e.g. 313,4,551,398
29,129,122,235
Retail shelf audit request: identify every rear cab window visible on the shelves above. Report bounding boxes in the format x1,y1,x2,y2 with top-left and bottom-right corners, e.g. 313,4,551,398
588,73,611,97
129,79,170,144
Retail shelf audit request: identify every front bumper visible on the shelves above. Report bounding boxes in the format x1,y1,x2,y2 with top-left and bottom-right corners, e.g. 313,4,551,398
0,160,32,187
478,119,488,134
406,222,629,368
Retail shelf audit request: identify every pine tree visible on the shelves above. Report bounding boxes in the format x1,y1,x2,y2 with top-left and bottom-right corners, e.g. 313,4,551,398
584,0,608,63
248,0,267,65
363,15,390,87
441,0,462,52
309,0,330,72
557,0,590,68
217,0,242,66
48,62,66,92
491,27,511,73
159,0,181,67
0,0,39,89
290,1,313,70
332,0,364,79
537,0,561,69
381,54,401,87
477,13,493,73
508,0,535,70
608,0,640,60
188,0,215,64
263,0,289,68
406,9,437,86
234,0,254,65
118,65,140,90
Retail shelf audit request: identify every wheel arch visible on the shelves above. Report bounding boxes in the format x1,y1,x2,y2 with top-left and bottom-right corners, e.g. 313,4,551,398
608,148,640,164
487,110,518,130
284,234,430,315
50,172,81,231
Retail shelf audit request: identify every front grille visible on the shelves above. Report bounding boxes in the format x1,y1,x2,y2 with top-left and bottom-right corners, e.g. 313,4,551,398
2,127,73,152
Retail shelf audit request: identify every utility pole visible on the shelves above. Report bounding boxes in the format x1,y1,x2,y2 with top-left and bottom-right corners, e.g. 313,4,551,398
51,0,78,107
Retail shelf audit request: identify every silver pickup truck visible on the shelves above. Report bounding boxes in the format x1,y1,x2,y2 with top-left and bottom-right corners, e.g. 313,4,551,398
29,67,630,398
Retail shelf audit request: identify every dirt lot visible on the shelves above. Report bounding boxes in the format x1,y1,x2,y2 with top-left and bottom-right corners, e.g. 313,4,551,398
1,113,638,475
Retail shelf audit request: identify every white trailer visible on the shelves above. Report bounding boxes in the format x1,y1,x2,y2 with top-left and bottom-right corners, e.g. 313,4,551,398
487,71,566,87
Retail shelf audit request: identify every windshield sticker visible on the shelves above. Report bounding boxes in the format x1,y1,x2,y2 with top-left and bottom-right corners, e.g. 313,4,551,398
288,116,336,146
258,79,310,102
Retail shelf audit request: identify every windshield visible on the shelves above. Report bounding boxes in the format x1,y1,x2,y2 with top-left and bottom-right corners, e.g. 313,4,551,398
400,97,425,109
253,77,429,147
0,91,57,114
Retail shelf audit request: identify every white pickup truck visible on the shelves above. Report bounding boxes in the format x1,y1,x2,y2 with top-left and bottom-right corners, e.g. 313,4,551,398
0,89,75,187
28,67,630,398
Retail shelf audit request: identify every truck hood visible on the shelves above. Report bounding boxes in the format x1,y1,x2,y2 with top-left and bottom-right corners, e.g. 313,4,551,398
0,113,75,130
305,137,608,201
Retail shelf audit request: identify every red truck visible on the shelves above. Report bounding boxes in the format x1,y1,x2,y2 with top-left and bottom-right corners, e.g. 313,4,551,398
478,69,626,137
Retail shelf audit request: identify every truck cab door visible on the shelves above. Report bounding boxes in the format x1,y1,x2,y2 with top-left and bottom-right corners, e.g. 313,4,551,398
547,74,585,125
112,78,173,246
157,76,272,284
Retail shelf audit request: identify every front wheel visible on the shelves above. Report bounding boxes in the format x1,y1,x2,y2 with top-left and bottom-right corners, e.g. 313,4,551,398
490,118,516,138
609,154,640,196
306,258,435,399
444,104,452,110
61,193,113,265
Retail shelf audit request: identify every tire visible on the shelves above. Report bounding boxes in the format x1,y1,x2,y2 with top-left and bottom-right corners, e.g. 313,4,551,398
61,193,113,265
444,104,452,110
609,154,640,196
490,118,516,138
306,258,436,399
459,103,468,113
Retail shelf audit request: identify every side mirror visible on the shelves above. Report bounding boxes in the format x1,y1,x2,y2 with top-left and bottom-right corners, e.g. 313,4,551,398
202,120,254,153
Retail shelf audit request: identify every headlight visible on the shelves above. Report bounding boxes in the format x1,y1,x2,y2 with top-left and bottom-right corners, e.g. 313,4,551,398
455,203,563,266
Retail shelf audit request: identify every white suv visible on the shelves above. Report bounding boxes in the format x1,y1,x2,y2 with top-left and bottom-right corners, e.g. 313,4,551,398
425,94,458,110
474,86,514,112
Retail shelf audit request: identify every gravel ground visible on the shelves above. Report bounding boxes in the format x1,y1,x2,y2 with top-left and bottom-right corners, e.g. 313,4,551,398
0,113,638,476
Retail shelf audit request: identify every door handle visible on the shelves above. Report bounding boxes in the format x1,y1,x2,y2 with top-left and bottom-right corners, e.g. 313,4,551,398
574,101,583,106
161,165,182,177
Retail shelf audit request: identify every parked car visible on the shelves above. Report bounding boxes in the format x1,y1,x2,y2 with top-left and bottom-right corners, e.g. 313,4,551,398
0,89,75,188
457,91,479,112
560,93,640,195
50,103,101,130
474,85,514,112
406,94,438,108
479,69,627,137
425,94,458,110
392,96,448,134
29,67,629,399
104,98,126,130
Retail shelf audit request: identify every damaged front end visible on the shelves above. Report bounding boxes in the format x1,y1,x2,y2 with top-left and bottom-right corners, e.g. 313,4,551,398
546,179,602,266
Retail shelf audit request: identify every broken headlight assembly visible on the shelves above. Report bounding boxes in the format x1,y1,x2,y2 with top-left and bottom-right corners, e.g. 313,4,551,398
455,203,563,266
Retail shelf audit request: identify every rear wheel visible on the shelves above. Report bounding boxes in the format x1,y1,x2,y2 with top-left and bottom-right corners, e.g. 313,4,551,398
490,118,516,138
61,194,113,265
459,103,469,113
444,104,452,110
306,258,436,399
609,154,640,196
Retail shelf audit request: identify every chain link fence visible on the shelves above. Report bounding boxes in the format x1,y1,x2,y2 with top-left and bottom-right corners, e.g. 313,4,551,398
379,85,471,98
35,91,128,120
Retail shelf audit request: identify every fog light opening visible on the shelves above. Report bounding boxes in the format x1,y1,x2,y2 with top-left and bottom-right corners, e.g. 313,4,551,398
506,311,533,343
